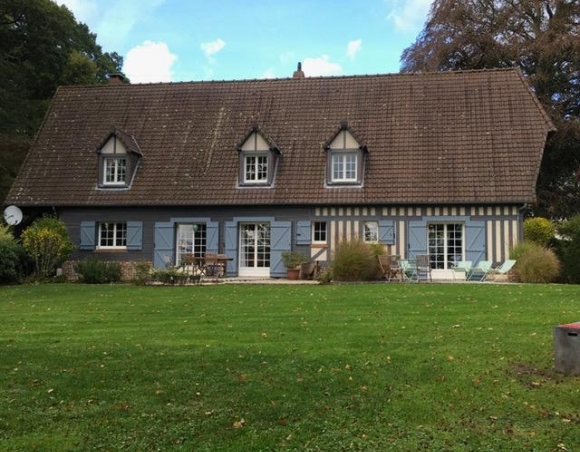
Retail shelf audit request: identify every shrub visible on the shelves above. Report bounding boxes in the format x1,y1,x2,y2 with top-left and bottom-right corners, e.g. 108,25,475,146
21,215,75,278
332,239,379,281
509,242,542,260
557,215,580,284
281,251,307,269
511,242,560,283
76,258,122,284
523,217,555,247
0,232,26,285
133,261,152,285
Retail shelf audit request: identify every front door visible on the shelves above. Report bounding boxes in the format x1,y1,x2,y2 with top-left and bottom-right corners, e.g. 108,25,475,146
239,223,270,277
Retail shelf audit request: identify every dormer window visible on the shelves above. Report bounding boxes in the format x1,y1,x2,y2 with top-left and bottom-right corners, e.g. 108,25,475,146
237,127,280,187
104,156,127,185
97,128,142,189
324,122,367,186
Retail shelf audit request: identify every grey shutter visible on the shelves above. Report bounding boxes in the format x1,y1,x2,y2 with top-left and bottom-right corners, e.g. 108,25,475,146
206,221,219,253
270,221,291,277
465,220,486,264
225,221,238,276
295,220,311,245
126,221,143,250
378,220,395,245
408,220,427,260
153,222,174,269
79,221,96,250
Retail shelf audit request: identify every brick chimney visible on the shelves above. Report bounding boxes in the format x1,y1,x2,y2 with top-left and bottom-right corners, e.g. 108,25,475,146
293,62,305,79
108,73,125,85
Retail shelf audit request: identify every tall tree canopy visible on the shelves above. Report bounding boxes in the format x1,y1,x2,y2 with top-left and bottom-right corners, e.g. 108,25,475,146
0,0,125,203
401,0,580,218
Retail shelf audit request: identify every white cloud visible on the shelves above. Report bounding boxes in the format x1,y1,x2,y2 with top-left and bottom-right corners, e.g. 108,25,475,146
302,55,342,77
123,41,177,83
347,39,362,61
386,0,433,32
200,38,226,63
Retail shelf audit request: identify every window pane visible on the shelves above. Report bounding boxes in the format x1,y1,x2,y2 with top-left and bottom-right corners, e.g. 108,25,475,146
428,223,463,269
176,223,207,265
245,155,268,182
99,222,127,248
364,221,378,242
313,221,327,243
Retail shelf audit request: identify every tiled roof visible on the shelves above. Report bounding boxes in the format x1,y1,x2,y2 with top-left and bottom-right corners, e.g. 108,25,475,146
7,68,555,207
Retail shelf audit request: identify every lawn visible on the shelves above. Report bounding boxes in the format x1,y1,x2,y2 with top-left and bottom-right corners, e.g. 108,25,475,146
1,283,580,451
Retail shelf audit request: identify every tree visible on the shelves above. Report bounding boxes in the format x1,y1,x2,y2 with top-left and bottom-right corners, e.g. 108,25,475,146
0,0,125,203
401,0,580,219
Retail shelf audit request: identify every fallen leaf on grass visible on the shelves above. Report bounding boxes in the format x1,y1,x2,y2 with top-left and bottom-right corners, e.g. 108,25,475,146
233,418,246,429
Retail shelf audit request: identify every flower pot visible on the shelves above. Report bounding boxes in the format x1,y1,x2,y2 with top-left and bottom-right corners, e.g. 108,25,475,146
286,268,300,280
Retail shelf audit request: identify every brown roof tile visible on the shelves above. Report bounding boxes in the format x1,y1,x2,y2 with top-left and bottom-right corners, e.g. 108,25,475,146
7,68,555,207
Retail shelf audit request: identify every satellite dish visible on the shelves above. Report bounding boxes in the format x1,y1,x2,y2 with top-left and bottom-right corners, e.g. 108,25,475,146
3,205,23,226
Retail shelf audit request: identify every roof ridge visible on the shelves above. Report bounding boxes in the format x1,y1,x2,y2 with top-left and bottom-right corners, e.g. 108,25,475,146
57,67,522,90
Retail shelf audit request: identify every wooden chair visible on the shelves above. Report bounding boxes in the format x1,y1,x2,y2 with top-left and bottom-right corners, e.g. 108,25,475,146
378,255,401,282
415,254,432,282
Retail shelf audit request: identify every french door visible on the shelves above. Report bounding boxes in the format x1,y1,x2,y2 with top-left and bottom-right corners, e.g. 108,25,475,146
239,223,271,276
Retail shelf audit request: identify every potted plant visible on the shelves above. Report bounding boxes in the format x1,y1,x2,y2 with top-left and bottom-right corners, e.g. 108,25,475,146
281,250,306,280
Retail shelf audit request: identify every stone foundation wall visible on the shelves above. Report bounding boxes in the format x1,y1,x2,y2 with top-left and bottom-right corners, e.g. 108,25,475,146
62,260,152,282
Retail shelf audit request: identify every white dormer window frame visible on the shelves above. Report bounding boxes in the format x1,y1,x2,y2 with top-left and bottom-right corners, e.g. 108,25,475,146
324,125,366,186
96,129,142,190
104,156,127,186
237,129,280,187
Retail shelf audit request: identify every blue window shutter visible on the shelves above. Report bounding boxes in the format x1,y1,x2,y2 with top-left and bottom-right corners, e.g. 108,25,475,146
296,220,311,245
126,221,143,250
206,221,219,253
79,221,96,250
378,220,395,245
465,220,486,264
270,221,291,277
225,221,238,276
408,220,427,260
153,222,174,269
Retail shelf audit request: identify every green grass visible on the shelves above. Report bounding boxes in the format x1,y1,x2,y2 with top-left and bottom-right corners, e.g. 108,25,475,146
1,283,580,451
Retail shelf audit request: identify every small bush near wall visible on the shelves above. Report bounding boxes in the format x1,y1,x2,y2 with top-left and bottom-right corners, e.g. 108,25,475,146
75,258,122,284
332,239,380,281
510,242,560,283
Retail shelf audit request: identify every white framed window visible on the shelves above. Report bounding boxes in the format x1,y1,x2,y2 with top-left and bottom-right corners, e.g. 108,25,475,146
98,222,127,249
244,154,269,183
331,152,358,182
104,157,127,185
176,223,207,265
313,221,327,244
428,223,464,269
363,221,378,243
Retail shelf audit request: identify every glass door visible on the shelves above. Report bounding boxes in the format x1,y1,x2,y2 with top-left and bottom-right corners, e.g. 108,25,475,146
239,223,270,277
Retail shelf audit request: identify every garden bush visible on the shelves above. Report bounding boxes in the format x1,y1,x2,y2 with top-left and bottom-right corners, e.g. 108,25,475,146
523,217,555,247
511,242,560,283
75,258,122,284
21,215,75,278
0,225,26,284
332,239,380,281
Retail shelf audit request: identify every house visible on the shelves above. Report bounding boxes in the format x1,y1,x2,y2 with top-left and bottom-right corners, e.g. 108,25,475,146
5,66,555,279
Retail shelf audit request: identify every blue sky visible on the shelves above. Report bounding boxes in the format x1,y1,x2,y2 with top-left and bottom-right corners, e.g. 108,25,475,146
56,0,433,84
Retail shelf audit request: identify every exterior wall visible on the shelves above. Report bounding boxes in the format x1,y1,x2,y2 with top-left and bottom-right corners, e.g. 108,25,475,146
58,203,523,278
314,204,522,265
